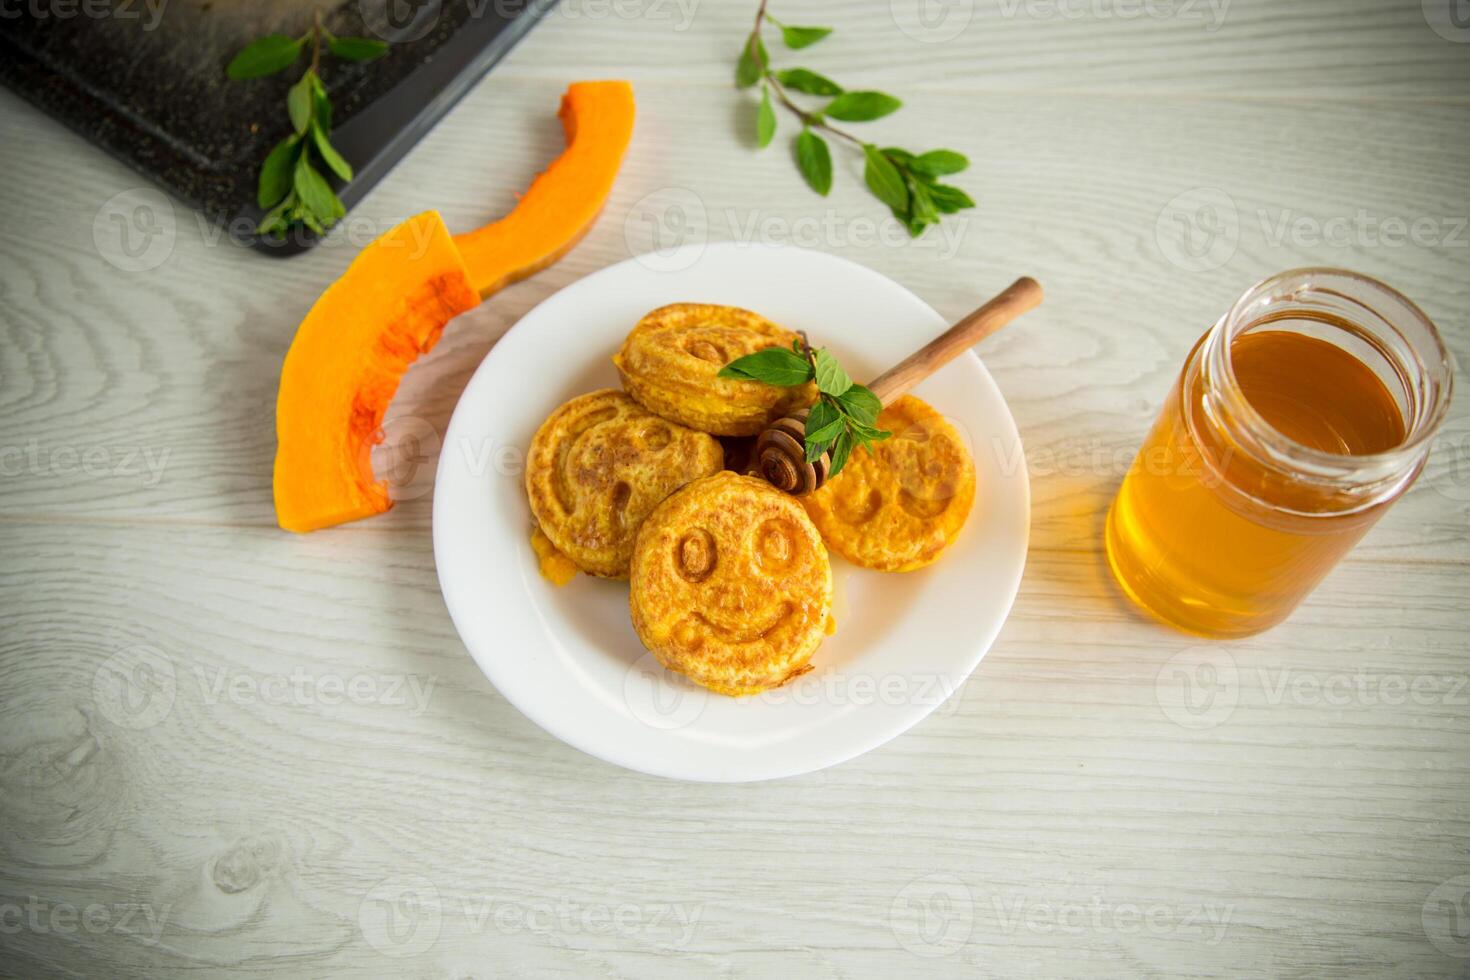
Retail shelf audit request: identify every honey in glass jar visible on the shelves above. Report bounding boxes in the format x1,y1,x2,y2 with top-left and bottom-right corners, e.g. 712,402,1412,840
1106,269,1454,638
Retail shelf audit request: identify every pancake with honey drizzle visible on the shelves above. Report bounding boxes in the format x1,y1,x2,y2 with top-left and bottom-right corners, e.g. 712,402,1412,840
629,471,832,697
525,389,723,579
802,395,976,572
613,303,817,436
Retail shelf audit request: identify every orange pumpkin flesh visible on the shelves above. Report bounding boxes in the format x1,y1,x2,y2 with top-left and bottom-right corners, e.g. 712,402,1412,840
453,80,636,298
272,81,636,533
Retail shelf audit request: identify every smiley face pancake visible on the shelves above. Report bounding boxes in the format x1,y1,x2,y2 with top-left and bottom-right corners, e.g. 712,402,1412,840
802,396,976,572
526,390,723,579
613,303,817,436
630,472,833,696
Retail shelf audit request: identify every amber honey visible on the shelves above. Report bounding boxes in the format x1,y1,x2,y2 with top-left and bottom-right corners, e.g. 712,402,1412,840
1105,270,1452,638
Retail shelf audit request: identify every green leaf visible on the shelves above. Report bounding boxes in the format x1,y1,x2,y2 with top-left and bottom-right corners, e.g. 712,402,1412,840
826,429,855,477
779,24,832,49
775,67,842,96
756,85,777,148
795,127,832,196
257,134,300,208
825,91,902,122
804,399,842,462
310,72,333,129
880,147,915,166
328,35,389,61
848,417,892,443
736,35,767,88
806,415,844,447
909,177,940,225
257,194,294,236
812,348,853,396
836,384,882,425
293,156,339,227
287,73,314,134
226,35,303,79
312,121,353,182
911,149,969,177
927,183,976,213
863,144,909,211
718,347,814,386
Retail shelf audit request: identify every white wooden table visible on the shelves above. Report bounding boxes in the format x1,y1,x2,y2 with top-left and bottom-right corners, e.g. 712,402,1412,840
3,2,1469,976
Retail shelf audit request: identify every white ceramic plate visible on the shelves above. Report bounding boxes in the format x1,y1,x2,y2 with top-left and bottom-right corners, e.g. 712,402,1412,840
433,242,1029,782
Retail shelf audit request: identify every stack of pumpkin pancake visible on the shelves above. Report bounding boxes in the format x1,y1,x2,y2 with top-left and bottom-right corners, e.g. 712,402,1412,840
525,304,976,697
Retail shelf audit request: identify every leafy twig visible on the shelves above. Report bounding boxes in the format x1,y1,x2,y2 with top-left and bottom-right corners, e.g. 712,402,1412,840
227,15,388,237
735,2,976,237
719,341,889,478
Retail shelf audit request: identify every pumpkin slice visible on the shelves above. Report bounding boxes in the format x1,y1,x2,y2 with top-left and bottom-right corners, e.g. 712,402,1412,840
453,80,636,298
274,211,479,533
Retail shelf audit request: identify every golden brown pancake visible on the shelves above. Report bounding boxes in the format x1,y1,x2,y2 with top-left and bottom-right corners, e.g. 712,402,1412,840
802,396,976,572
525,390,723,579
629,472,833,696
613,303,817,436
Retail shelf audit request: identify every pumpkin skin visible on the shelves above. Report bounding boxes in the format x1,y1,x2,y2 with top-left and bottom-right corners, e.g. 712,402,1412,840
272,82,636,533
273,211,479,533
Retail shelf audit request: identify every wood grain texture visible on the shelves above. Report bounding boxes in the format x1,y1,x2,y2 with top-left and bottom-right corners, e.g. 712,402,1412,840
2,1,1469,976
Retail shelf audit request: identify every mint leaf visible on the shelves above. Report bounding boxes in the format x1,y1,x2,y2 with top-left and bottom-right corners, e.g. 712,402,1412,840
226,35,303,79
836,384,882,424
909,177,940,225
287,73,314,134
780,24,832,49
257,134,300,208
736,35,767,88
911,149,969,177
927,183,976,213
795,127,833,196
718,347,814,386
863,144,908,211
826,429,855,477
776,68,842,96
756,85,777,148
804,399,842,461
812,348,853,396
293,156,338,224
328,36,388,61
825,91,902,122
312,122,353,182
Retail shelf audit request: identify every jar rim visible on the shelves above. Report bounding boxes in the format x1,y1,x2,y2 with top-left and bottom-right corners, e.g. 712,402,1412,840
1204,267,1455,484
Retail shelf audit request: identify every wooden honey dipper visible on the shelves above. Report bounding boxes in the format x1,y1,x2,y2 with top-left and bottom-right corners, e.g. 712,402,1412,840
754,277,1044,495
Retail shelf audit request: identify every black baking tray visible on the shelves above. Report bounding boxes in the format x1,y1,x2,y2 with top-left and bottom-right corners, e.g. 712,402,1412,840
0,0,555,255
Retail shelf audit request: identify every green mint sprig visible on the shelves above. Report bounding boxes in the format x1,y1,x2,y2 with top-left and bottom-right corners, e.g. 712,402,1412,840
227,14,388,237
735,1,976,237
719,341,890,478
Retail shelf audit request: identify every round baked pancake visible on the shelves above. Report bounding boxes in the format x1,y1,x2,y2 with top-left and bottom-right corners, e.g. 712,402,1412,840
525,389,723,579
630,471,833,697
802,396,976,572
613,303,817,436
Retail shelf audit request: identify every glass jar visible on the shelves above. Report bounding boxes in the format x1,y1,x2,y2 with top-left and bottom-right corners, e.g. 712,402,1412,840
1105,268,1454,638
